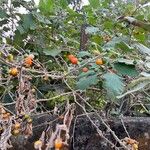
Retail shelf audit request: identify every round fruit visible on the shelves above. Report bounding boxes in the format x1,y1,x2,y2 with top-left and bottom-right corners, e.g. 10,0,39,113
31,88,36,93
7,54,14,62
68,54,75,60
14,122,21,129
82,67,88,72
34,140,43,149
24,57,33,67
24,114,30,119
27,118,32,124
2,113,9,120
12,129,20,136
55,138,63,149
132,143,138,150
6,112,10,116
70,57,78,64
95,58,103,65
9,67,18,76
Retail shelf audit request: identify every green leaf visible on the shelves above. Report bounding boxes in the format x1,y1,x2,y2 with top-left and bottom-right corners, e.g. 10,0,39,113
85,26,99,34
103,20,113,29
117,58,135,65
78,70,95,79
60,0,68,8
140,72,150,77
39,0,54,14
116,41,134,52
76,74,98,90
0,8,7,18
117,77,150,99
22,14,36,30
13,30,27,47
43,48,61,57
12,1,22,7
16,25,25,34
114,63,139,77
103,73,124,100
0,19,8,26
77,51,91,58
103,36,129,49
89,0,100,9
33,12,51,24
134,43,150,55
102,0,111,8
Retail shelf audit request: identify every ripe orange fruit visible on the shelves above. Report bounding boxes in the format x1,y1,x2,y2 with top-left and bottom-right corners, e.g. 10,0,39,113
24,54,34,67
2,113,9,120
14,122,21,129
68,54,75,60
95,58,103,65
24,57,33,67
54,138,63,149
82,67,88,72
9,67,18,76
6,112,10,117
70,57,78,64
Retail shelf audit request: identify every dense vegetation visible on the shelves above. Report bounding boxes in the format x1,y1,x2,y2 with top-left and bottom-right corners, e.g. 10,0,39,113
0,0,150,149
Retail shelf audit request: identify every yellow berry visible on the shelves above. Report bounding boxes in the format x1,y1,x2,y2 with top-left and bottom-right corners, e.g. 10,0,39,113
34,140,42,149
12,129,20,136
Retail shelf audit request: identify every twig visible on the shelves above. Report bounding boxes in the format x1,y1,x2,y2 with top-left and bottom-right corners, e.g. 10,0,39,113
76,93,128,150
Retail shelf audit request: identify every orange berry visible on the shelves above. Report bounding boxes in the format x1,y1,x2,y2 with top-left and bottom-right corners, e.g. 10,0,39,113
55,138,63,149
82,67,88,72
2,113,9,120
95,58,103,65
24,57,33,67
70,57,78,64
14,122,21,129
9,67,18,76
68,54,75,60
127,138,136,145
6,112,10,116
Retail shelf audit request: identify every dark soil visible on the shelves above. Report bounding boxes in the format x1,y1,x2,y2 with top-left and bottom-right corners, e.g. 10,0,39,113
9,113,150,150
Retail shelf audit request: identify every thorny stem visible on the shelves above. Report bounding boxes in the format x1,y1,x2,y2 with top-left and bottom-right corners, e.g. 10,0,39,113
76,93,129,150
63,78,128,150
